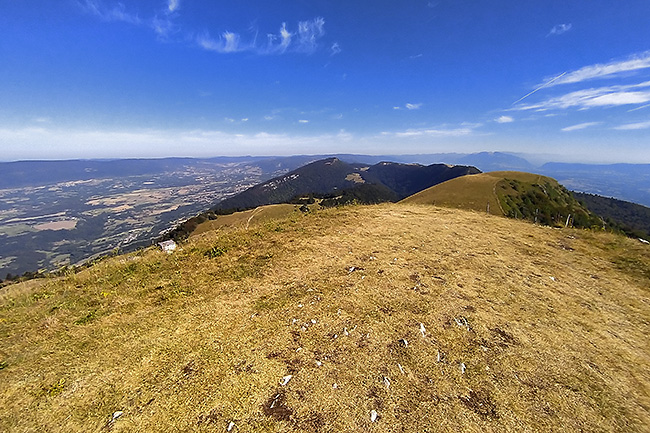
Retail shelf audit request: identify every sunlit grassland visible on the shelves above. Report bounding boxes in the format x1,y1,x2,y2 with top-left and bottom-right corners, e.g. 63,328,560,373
1,203,648,432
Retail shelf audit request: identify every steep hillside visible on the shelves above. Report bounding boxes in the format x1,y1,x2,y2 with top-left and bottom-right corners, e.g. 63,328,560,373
212,157,480,211
1,204,648,432
573,192,650,240
402,171,601,228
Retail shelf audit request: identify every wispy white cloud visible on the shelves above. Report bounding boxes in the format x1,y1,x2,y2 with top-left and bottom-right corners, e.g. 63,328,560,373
330,42,341,56
514,81,650,111
197,31,248,53
512,72,568,105
613,120,650,130
386,124,476,138
167,0,180,13
81,2,329,57
405,103,423,110
265,22,293,54
544,51,650,87
80,0,141,24
298,119,309,124
628,103,650,112
547,23,572,36
296,17,325,53
495,115,514,123
198,17,328,55
561,122,600,132
152,15,176,38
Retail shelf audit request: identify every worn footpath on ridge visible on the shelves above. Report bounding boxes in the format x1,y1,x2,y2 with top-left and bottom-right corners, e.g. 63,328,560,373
1,203,649,432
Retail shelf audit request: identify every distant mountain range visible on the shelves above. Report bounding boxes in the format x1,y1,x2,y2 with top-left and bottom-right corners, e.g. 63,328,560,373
212,157,481,211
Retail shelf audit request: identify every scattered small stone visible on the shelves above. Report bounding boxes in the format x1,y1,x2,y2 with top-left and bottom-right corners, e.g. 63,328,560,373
454,317,469,331
397,363,405,374
460,363,466,374
343,327,349,336
226,421,235,431
383,376,391,389
436,350,441,363
296,347,302,352
315,360,322,367
333,334,338,339
279,375,292,386
112,411,123,421
370,409,378,422
311,319,317,324
419,323,426,337
333,383,338,389
398,338,408,348
292,318,297,324
549,276,556,282
298,304,303,308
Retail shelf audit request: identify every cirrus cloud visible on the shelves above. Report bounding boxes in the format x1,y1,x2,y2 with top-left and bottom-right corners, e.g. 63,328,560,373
514,81,650,111
561,122,600,132
547,23,572,37
613,120,650,130
495,115,514,123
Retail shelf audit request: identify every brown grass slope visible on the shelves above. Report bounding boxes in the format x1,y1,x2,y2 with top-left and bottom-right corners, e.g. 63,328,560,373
401,171,555,215
192,204,303,236
1,204,649,432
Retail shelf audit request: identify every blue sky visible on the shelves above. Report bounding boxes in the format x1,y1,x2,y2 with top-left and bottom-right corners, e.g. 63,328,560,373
1,1,650,162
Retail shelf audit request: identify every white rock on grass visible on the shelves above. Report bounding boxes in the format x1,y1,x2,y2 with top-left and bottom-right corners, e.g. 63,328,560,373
419,323,426,337
370,410,378,422
279,375,292,386
112,411,123,421
227,421,235,431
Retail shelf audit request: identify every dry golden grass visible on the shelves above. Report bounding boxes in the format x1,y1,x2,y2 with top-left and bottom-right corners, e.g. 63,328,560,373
193,204,303,235
401,171,550,215
1,203,649,432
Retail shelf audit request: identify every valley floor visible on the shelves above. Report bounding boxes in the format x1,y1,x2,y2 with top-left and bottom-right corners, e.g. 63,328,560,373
1,203,648,432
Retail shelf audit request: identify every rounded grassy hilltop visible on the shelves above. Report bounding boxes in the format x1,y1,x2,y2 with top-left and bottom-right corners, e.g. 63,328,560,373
1,203,648,432
402,171,602,228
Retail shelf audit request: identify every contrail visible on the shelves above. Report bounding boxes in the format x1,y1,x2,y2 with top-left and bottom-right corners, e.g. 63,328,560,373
512,71,567,106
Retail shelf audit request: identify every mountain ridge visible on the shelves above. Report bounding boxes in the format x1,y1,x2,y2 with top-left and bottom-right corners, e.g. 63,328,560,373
211,157,481,212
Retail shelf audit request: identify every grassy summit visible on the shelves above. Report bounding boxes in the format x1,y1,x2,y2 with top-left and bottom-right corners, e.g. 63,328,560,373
1,204,648,432
402,171,601,228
